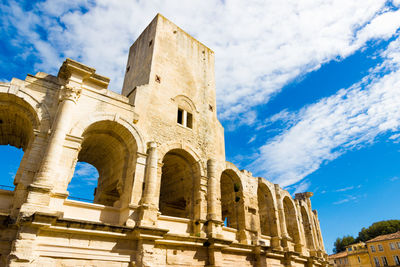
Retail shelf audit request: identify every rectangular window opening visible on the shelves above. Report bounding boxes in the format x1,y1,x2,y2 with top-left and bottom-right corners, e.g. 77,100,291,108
177,109,183,125
394,255,400,266
374,257,380,267
381,257,388,266
378,244,384,251
186,112,193,129
371,245,376,252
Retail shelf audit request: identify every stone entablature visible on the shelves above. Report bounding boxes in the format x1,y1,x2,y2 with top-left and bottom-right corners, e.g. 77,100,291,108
0,14,328,267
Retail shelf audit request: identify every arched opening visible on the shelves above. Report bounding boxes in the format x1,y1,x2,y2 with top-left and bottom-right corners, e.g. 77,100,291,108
313,217,322,249
220,169,244,230
68,120,138,207
257,184,276,237
283,196,300,243
301,206,314,250
0,93,38,190
68,162,99,202
159,149,198,219
0,146,23,189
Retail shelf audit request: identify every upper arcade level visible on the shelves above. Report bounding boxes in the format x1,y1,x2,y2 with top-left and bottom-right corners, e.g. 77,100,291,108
0,13,328,266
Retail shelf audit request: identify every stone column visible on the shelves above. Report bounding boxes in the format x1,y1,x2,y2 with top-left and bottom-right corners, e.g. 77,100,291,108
271,207,283,250
206,159,223,238
138,142,160,227
142,142,158,206
207,159,218,221
34,85,81,187
294,201,304,253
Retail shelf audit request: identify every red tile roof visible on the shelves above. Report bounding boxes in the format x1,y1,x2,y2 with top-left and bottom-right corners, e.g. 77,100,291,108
328,251,347,259
366,231,400,243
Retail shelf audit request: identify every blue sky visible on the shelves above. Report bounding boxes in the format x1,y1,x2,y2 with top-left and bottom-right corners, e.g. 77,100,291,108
1,0,400,253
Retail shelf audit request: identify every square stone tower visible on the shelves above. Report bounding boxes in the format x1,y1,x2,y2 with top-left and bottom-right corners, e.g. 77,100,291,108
122,14,225,160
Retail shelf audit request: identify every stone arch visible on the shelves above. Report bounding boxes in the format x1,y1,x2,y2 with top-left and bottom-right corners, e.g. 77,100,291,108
159,148,202,219
220,167,245,231
172,95,199,114
0,92,44,189
69,112,145,154
257,182,278,237
300,204,315,250
69,120,139,207
282,196,301,244
157,142,205,177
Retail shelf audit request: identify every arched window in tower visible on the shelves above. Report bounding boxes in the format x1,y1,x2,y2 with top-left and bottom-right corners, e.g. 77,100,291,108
67,120,138,207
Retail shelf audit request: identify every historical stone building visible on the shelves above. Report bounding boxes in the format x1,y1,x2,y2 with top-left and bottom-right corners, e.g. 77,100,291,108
0,14,328,266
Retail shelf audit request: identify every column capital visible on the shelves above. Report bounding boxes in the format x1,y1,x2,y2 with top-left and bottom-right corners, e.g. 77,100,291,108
147,141,158,149
60,84,82,103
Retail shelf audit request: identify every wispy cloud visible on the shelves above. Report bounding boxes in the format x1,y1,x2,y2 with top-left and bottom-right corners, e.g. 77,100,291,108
252,36,400,187
248,135,256,144
292,180,311,195
1,0,400,125
390,176,399,181
333,195,358,205
335,186,355,192
73,162,98,183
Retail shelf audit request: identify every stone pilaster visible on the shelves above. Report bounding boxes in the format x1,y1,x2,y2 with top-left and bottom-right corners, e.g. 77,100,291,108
21,85,81,214
275,185,289,249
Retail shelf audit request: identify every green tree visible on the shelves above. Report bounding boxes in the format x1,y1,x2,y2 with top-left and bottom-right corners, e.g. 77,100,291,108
356,220,400,242
333,235,356,253
332,220,400,253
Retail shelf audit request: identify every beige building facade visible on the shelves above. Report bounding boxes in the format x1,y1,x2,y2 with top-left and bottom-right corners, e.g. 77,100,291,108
328,243,372,267
367,231,400,267
0,14,328,267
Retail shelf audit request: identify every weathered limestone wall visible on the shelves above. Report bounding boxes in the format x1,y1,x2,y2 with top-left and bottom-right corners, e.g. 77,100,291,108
0,13,328,267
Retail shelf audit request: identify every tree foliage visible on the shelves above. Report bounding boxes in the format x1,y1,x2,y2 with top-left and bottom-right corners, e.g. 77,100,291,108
333,220,400,253
356,220,400,242
333,235,356,253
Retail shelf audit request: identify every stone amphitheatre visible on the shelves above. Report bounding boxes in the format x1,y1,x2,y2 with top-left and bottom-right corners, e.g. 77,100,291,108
0,14,328,266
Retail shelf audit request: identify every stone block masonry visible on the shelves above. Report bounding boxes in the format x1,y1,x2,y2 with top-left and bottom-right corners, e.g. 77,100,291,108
0,13,329,267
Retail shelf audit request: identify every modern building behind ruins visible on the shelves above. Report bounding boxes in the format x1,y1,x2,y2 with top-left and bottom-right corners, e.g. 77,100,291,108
0,14,328,266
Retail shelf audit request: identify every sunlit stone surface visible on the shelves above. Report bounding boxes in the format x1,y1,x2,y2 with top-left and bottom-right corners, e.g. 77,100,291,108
0,14,328,267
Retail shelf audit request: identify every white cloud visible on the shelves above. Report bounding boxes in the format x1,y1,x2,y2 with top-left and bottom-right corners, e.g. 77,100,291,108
2,0,400,125
292,180,311,194
74,162,98,181
252,36,400,187
335,186,354,192
248,135,256,144
333,195,357,205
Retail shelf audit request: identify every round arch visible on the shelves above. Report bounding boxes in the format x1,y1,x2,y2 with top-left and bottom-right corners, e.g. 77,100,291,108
220,167,245,231
300,204,315,250
68,119,139,206
69,112,145,154
282,196,301,244
159,148,201,219
157,142,205,177
257,182,278,237
0,92,47,191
